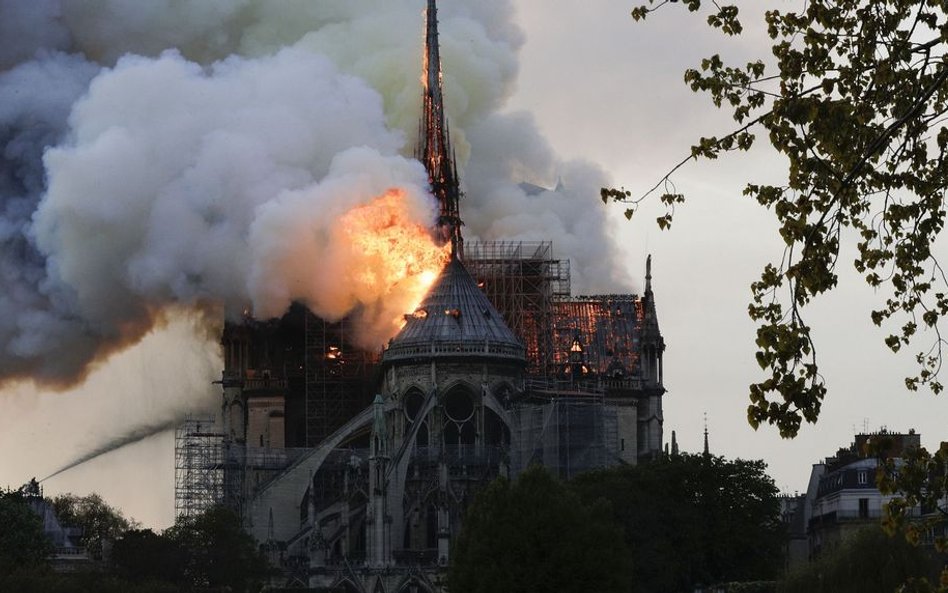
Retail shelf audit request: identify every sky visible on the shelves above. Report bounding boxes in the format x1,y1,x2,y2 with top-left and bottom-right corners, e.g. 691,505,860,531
505,0,948,491
0,0,945,529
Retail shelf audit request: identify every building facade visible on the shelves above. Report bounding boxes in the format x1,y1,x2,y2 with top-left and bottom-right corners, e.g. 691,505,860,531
175,1,666,590
785,430,922,565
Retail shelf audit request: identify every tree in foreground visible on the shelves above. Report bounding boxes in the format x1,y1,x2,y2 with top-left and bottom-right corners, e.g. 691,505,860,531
0,489,52,576
112,528,186,586
52,492,137,560
603,2,948,586
571,453,785,592
164,506,271,593
779,526,938,593
603,0,948,437
449,465,633,593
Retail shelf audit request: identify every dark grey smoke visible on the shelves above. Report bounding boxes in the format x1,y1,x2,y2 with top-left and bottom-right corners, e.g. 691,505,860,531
0,52,101,382
0,0,71,70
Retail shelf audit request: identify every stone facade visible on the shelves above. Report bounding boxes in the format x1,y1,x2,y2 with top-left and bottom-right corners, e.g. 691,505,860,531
208,2,667,590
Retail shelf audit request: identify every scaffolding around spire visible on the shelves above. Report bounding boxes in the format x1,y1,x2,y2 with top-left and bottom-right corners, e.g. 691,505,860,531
419,0,463,258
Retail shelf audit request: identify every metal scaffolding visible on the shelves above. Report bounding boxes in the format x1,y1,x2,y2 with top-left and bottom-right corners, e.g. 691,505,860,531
304,312,378,447
462,241,570,375
174,415,225,519
509,398,620,480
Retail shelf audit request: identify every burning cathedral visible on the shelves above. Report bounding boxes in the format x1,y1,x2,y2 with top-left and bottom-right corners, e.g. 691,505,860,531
175,1,666,590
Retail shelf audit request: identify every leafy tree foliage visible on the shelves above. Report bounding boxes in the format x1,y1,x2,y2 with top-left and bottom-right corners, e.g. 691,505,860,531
164,506,271,593
571,453,785,592
52,492,137,560
603,0,948,437
869,437,948,590
0,493,267,592
112,528,186,586
113,506,272,592
779,526,938,593
448,465,633,593
0,489,52,575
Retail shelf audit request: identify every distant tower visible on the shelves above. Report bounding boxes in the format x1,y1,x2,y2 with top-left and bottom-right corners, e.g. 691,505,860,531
703,413,710,456
419,0,463,257
639,255,666,456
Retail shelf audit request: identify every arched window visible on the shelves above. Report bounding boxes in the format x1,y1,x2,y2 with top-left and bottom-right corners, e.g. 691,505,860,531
442,385,476,447
403,388,429,450
404,389,425,422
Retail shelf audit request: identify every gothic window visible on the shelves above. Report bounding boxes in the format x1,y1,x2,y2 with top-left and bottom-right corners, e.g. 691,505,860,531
444,388,474,422
404,389,425,421
443,386,476,447
403,388,429,450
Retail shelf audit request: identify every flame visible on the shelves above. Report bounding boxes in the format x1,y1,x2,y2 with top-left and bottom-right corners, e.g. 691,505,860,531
336,188,450,341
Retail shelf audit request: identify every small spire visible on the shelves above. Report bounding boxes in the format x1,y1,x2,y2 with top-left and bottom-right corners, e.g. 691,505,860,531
640,254,661,340
671,430,679,456
645,254,652,295
703,413,710,456
372,394,389,458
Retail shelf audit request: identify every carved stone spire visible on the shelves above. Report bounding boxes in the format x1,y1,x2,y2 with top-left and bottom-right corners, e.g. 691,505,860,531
645,254,652,295
641,254,661,339
420,0,463,257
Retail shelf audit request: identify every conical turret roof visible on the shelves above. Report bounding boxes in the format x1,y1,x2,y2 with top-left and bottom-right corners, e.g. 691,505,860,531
382,257,525,364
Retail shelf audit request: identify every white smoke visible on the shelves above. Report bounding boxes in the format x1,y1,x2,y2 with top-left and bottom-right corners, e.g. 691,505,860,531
0,0,630,385
247,147,438,340
0,0,634,526
36,48,412,322
463,111,632,293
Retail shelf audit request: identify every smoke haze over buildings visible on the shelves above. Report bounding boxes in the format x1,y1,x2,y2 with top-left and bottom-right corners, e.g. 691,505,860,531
0,1,630,525
0,0,628,388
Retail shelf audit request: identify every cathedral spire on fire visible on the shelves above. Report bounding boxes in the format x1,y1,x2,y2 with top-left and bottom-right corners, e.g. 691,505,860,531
419,0,463,258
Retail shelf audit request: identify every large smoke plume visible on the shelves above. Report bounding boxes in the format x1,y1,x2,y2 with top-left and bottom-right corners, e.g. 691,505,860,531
0,0,630,390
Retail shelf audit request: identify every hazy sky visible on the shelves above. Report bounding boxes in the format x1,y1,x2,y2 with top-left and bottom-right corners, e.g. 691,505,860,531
506,0,947,492
1,0,945,529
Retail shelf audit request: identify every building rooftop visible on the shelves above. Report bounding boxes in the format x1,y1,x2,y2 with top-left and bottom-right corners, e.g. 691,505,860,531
382,257,525,364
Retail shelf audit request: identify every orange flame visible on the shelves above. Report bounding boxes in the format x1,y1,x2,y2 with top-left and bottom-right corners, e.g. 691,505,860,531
337,188,450,342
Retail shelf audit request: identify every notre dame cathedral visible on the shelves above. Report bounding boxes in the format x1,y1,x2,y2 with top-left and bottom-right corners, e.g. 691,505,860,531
177,1,666,590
